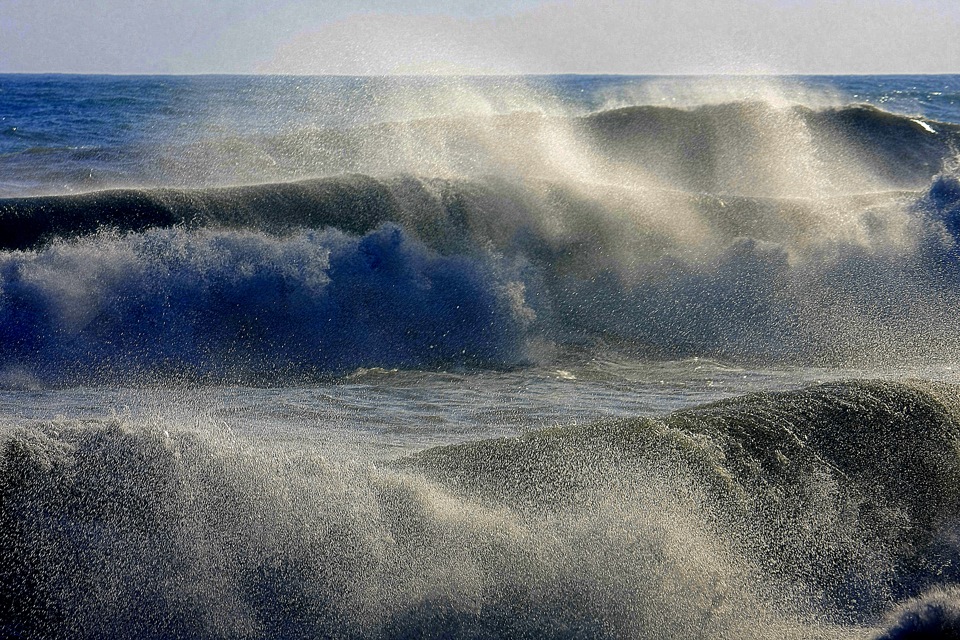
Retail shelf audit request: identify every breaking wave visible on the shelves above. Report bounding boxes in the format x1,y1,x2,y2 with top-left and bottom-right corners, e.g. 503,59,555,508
4,379,960,638
2,100,960,383
0,224,532,385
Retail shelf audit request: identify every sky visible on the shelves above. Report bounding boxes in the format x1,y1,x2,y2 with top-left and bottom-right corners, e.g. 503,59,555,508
1,0,959,75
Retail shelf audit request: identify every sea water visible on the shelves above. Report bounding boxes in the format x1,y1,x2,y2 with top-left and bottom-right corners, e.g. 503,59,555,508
2,74,960,638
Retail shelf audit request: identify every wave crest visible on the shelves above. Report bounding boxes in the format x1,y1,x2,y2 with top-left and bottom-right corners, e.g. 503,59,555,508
0,224,532,384
4,380,960,636
2,98,960,380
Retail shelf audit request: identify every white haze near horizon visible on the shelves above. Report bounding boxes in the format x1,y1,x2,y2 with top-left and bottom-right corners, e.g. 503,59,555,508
1,0,959,75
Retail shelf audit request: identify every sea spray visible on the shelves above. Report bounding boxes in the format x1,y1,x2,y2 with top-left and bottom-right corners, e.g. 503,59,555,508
4,167,960,382
6,74,960,640
0,225,533,384
4,380,960,637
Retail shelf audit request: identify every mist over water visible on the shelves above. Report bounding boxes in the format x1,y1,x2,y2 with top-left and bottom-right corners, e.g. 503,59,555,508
4,74,960,638
2,75,960,381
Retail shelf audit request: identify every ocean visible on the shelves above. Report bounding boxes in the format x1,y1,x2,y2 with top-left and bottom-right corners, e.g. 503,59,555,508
2,73,960,638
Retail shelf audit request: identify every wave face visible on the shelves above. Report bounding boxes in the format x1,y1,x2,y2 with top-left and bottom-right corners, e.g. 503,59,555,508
3,76,960,382
2,380,960,638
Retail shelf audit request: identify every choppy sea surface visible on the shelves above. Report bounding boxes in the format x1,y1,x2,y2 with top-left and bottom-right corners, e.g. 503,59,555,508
4,74,960,638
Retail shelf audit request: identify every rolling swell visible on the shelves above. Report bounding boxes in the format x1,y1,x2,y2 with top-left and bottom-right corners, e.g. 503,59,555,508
228,102,957,197
3,380,960,638
0,173,914,256
3,100,955,208
0,175,400,251
581,103,958,194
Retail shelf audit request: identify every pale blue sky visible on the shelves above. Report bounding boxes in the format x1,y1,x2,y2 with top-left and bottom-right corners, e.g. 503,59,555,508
1,0,958,74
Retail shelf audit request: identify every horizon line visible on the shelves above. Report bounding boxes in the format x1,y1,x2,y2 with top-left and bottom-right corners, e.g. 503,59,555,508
2,71,960,78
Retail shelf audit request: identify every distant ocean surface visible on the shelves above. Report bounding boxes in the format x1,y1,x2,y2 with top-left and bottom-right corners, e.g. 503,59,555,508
3,74,960,639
